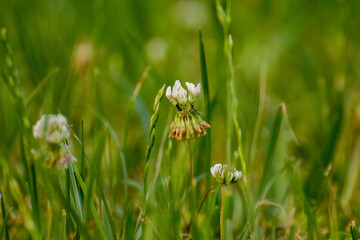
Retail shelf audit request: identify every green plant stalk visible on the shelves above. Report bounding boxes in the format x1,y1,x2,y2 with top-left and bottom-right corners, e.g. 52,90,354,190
0,192,9,240
61,210,67,240
0,28,40,232
234,121,260,239
220,187,224,240
65,168,70,236
350,221,358,240
80,120,85,183
67,125,108,239
216,0,233,165
143,84,166,210
188,140,196,234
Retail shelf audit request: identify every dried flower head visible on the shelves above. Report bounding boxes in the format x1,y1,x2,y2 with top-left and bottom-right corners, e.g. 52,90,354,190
166,80,210,141
211,163,242,185
32,114,76,168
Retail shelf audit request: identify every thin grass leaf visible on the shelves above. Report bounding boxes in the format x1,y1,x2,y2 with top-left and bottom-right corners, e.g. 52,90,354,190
350,221,359,240
46,173,92,239
68,125,107,238
0,208,11,240
123,66,150,149
102,200,115,240
85,130,106,219
72,164,106,239
0,192,10,240
68,162,84,221
26,67,59,106
80,120,85,184
97,182,117,240
61,210,67,240
84,107,128,203
258,103,285,199
198,29,212,190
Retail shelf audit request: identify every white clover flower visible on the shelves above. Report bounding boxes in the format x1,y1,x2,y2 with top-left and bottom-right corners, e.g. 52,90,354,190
33,114,70,144
167,80,211,140
211,163,242,185
172,80,187,105
185,82,201,103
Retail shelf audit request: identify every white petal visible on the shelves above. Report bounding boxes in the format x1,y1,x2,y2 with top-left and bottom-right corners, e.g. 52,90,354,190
210,166,215,177
166,86,172,100
172,80,182,99
196,83,201,96
185,82,196,94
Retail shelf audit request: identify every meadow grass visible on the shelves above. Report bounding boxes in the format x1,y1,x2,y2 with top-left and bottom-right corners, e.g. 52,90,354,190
1,0,360,239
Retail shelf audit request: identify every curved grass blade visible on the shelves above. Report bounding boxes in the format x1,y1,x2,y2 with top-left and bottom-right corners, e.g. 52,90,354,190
0,208,11,240
123,66,150,149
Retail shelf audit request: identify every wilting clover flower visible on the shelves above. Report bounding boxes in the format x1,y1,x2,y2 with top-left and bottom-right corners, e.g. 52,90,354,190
32,114,76,167
166,80,211,141
211,163,242,185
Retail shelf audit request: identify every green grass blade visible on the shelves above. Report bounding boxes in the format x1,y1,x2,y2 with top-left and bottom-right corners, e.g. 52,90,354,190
198,29,212,190
85,131,106,219
61,210,67,240
350,221,359,240
0,208,11,240
123,66,150,149
97,182,117,240
47,174,91,239
73,164,107,239
68,163,84,221
101,200,115,240
0,192,10,240
80,120,85,184
85,107,128,203
258,103,285,199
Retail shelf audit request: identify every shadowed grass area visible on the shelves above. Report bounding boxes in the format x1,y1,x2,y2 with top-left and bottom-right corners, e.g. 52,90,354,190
1,0,360,239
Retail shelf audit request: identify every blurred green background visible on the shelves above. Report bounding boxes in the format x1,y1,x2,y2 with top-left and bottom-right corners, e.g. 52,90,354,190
1,0,360,239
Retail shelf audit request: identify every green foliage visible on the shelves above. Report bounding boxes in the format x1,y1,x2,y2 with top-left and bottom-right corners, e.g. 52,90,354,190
1,0,360,239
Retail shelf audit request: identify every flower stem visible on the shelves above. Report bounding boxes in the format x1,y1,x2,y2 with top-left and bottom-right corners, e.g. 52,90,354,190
220,186,224,240
188,139,195,234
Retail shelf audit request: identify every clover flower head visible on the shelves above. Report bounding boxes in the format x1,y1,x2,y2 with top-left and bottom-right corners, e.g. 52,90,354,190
33,114,70,144
166,80,211,141
211,163,242,185
32,114,76,168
